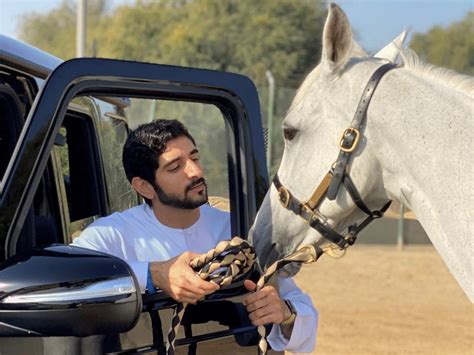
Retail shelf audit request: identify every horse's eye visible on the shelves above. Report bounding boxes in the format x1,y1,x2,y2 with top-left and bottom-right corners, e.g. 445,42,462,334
283,128,298,141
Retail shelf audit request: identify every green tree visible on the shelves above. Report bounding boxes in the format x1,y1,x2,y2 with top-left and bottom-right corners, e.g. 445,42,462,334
18,0,325,88
17,0,327,189
18,0,110,59
95,1,180,62
410,11,474,75
154,0,325,87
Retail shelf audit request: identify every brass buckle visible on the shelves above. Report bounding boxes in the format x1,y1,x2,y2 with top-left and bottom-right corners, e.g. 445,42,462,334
301,204,326,225
339,128,360,153
278,186,291,208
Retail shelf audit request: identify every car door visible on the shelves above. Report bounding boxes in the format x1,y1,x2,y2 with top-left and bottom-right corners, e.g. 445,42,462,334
0,58,269,352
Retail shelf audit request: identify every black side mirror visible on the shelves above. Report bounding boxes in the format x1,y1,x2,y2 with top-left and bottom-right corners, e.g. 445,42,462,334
0,245,141,337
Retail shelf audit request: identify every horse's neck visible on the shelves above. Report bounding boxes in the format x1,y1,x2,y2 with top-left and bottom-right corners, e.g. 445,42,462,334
370,68,473,301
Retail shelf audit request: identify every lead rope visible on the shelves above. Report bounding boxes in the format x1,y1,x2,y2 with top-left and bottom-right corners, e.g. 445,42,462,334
254,244,323,354
166,237,255,354
165,237,325,355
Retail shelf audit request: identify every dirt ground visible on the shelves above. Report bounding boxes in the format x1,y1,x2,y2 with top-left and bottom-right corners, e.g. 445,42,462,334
291,245,473,355
2,245,471,355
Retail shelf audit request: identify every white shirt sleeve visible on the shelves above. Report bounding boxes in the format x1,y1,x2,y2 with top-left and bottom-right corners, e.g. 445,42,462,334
125,260,149,293
266,276,318,353
72,226,149,293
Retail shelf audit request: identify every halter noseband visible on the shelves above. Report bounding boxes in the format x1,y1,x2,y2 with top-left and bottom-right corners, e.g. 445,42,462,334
274,63,397,250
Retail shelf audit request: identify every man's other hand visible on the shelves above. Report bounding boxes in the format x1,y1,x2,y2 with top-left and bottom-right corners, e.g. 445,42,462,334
149,251,219,304
242,280,291,326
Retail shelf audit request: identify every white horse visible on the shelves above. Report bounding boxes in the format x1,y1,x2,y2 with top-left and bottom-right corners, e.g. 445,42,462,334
249,3,473,302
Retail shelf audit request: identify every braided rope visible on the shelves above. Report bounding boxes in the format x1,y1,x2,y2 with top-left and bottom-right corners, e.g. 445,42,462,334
165,238,322,355
254,245,322,354
166,237,255,354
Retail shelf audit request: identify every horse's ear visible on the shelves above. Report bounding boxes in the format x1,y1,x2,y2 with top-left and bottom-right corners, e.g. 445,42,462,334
321,3,352,73
374,30,409,63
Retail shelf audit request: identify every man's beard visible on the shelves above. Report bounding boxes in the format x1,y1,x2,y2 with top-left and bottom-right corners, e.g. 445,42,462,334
153,178,208,209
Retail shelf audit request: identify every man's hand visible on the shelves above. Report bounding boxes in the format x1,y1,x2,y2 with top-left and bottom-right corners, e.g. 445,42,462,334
149,251,219,304
242,280,291,326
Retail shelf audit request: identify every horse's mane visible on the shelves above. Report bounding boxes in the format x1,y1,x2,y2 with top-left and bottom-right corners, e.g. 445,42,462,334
291,44,473,112
400,47,474,98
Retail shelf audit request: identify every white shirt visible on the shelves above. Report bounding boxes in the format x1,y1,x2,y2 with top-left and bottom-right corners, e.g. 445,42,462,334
73,203,317,352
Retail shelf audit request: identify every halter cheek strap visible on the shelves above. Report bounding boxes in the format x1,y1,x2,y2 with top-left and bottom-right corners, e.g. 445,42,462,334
328,62,398,200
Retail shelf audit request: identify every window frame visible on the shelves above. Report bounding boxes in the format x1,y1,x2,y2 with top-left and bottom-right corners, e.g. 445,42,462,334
0,58,269,260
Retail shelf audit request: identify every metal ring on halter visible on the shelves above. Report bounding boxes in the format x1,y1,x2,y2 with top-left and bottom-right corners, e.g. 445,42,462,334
339,127,360,153
301,204,326,225
277,186,291,208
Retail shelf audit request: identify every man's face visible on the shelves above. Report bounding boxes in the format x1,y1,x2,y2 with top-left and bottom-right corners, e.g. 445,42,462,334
153,136,208,209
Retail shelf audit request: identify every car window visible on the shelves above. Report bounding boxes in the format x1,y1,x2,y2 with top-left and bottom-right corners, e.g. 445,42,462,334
1,58,265,263
97,106,139,214
0,84,25,183
54,111,105,238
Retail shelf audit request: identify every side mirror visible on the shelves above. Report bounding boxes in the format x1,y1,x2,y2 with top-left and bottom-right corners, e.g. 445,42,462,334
0,245,142,337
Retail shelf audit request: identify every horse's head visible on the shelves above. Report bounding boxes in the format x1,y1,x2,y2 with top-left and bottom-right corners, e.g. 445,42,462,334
249,3,405,274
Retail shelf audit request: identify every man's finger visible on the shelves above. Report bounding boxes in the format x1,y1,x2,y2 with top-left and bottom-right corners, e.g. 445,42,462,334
248,305,277,325
201,280,220,291
248,304,271,321
183,276,219,296
194,277,220,292
244,279,257,292
243,288,269,305
184,251,201,262
245,296,270,312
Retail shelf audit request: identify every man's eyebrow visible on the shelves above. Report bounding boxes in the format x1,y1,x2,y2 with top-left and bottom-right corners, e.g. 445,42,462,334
190,148,199,155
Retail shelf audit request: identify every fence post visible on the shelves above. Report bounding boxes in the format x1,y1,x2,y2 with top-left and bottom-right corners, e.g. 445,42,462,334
76,0,87,57
149,100,158,122
265,70,275,173
397,204,405,250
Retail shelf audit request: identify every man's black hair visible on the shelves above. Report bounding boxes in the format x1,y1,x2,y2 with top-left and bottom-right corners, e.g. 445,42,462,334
122,119,196,205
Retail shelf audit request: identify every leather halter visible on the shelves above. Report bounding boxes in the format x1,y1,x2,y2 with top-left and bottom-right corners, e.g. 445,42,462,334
274,63,397,250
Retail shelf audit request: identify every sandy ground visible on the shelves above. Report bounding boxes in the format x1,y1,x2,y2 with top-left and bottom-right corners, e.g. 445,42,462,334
2,245,470,355
291,245,473,355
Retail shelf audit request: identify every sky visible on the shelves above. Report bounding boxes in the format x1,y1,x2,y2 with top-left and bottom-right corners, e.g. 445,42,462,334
0,0,472,53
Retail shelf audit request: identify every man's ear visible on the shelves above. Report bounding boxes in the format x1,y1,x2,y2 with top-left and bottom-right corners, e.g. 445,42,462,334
131,177,156,201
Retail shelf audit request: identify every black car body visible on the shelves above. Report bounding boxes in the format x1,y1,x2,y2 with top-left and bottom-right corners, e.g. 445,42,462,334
0,35,270,354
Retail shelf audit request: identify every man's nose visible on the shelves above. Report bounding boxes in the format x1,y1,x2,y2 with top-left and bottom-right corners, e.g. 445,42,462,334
185,159,202,178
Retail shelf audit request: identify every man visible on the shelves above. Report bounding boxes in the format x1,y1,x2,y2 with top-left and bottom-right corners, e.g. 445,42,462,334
73,119,317,352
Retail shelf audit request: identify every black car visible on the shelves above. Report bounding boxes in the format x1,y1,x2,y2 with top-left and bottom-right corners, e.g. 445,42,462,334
0,35,272,354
